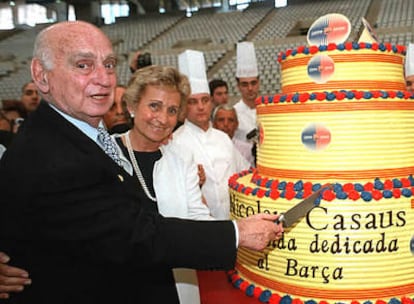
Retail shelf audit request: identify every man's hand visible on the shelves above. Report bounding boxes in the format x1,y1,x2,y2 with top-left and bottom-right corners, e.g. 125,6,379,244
0,252,31,299
237,214,284,251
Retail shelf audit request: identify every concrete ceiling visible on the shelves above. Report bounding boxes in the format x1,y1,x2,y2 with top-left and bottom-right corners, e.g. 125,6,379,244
9,0,176,14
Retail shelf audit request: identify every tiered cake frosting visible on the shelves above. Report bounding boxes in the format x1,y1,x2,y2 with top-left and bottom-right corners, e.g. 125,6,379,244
228,16,414,304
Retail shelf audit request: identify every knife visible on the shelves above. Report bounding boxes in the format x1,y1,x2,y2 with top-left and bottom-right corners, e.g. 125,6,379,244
275,185,331,228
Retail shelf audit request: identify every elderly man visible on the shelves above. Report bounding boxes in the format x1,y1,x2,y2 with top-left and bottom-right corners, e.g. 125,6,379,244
0,21,283,303
212,104,255,166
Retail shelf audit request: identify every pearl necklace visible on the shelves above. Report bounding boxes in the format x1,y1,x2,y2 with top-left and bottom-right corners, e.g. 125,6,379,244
124,131,157,202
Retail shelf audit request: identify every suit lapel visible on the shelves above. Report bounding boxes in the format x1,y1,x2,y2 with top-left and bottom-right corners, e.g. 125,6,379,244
34,101,126,174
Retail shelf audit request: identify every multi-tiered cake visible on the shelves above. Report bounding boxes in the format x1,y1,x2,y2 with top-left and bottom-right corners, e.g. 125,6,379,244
228,14,414,304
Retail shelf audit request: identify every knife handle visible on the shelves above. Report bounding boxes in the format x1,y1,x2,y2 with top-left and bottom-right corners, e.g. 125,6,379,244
275,213,285,225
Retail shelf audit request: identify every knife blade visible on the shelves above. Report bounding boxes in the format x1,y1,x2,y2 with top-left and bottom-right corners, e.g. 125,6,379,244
276,185,331,228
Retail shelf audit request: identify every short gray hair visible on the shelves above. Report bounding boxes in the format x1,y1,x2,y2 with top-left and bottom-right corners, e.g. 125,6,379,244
33,27,54,70
212,104,238,122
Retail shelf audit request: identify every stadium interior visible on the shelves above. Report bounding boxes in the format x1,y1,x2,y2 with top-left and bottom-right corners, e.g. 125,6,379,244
0,0,413,103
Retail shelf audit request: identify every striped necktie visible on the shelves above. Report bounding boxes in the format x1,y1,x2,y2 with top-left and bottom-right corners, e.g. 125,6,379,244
97,127,122,166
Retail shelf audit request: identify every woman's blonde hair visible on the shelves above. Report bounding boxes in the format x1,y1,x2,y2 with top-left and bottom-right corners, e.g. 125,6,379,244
123,65,191,111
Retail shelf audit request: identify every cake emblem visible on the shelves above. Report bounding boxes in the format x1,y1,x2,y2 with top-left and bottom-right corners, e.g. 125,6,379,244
301,123,331,151
307,13,351,45
307,54,335,84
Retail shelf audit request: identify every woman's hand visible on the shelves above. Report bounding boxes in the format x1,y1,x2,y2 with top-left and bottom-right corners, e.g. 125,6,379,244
0,252,31,299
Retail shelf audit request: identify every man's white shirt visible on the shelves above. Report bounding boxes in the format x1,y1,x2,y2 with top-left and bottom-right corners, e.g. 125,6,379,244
233,99,256,143
171,120,250,220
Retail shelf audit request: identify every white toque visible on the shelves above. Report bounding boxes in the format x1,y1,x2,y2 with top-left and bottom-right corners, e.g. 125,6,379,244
178,49,210,94
236,42,258,78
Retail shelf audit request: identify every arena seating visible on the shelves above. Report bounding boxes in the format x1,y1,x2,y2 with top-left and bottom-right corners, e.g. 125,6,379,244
1,0,414,102
376,0,414,28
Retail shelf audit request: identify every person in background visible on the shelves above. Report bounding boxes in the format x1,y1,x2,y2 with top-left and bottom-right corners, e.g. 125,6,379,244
233,42,260,165
405,43,414,92
1,100,27,134
103,85,132,134
0,21,283,303
212,104,255,166
20,81,40,113
173,50,250,220
209,79,229,107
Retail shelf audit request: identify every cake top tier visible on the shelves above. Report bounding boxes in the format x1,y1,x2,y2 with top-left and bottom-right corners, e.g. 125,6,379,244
277,43,407,94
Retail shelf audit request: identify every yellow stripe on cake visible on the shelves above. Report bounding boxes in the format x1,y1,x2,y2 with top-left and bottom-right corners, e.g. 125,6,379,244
256,101,414,181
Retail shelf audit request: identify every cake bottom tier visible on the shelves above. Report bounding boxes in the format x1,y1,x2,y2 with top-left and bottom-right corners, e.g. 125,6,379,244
229,172,414,304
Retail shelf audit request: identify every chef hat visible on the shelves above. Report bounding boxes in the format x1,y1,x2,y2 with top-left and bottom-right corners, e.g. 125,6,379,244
405,43,414,77
236,42,258,78
178,49,210,95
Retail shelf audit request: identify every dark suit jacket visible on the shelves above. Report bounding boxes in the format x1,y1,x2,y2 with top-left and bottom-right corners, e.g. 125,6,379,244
0,101,236,303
